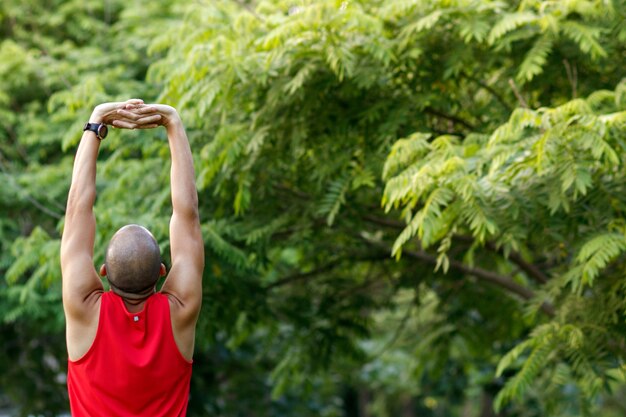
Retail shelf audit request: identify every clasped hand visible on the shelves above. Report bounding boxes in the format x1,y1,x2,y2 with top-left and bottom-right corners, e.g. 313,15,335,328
91,99,179,130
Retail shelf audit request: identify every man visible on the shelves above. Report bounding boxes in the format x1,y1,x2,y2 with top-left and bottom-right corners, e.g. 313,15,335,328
60,99,204,416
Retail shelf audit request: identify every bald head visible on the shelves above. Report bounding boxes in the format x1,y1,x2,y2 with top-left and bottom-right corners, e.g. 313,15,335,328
104,225,162,299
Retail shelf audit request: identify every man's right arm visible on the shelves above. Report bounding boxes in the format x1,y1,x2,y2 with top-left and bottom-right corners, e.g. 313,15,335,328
62,100,160,317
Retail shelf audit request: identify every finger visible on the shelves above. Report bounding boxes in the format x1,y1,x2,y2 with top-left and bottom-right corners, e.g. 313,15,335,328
126,99,144,105
123,105,157,115
116,113,161,126
132,106,158,115
135,124,160,129
116,109,143,121
124,103,152,110
117,108,159,120
112,120,139,129
134,114,162,124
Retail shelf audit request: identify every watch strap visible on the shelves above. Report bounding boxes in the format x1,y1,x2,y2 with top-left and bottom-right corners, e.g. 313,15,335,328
83,122,107,140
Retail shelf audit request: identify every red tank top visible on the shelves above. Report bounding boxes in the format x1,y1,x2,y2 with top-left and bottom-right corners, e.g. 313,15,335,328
67,291,193,416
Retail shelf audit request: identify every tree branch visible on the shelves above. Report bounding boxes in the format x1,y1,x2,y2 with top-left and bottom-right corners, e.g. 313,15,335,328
503,250,549,284
563,59,577,99
360,217,551,286
454,235,549,285
264,259,344,290
462,72,513,113
508,78,528,108
424,106,476,131
264,253,390,290
361,214,405,229
360,235,555,316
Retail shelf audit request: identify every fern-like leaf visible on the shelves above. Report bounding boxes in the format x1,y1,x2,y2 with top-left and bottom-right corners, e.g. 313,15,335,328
576,232,626,287
495,337,553,411
400,10,444,40
203,222,250,270
560,21,607,59
317,173,351,226
487,12,537,45
382,133,431,180
516,35,553,83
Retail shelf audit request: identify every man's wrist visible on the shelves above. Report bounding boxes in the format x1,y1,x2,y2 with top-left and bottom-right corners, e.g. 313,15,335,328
89,110,105,124
165,114,183,131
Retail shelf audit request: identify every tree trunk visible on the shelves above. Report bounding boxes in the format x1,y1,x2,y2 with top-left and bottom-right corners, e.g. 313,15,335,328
400,396,415,417
358,389,372,417
479,391,501,417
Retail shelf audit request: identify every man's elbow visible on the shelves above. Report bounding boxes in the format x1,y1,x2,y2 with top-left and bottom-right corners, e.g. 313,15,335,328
175,204,200,222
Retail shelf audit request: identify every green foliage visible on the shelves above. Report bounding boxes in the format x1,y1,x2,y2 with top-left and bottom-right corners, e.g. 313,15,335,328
384,80,626,411
2,0,626,416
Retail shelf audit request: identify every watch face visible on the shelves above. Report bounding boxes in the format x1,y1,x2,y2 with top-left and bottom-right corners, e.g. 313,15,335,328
97,124,108,139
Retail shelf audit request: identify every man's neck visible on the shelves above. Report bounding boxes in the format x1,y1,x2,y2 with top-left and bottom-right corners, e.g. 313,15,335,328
122,297,148,313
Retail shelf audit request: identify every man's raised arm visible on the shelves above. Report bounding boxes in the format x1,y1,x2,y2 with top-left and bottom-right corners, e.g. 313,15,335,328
127,105,204,323
61,108,104,318
61,99,161,320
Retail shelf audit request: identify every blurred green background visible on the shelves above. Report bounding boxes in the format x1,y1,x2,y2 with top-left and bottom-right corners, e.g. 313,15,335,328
1,0,626,416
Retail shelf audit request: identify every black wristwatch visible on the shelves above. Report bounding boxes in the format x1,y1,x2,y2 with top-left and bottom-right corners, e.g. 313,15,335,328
83,122,108,140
